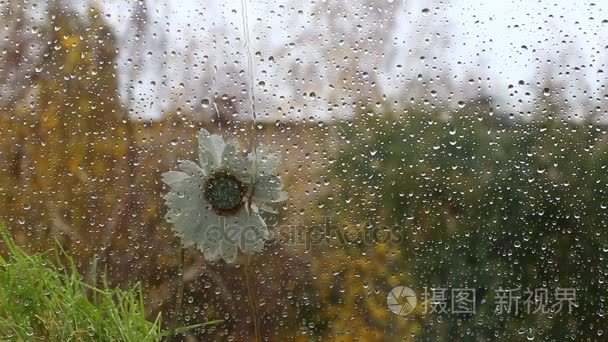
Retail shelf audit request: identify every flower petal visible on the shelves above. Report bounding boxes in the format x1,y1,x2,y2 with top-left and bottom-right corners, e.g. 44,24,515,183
224,208,269,256
202,243,220,262
161,171,189,186
163,177,203,211
253,145,280,176
222,142,250,181
177,159,206,178
252,174,288,203
198,128,226,172
198,228,221,262
255,202,278,214
164,203,201,247
219,239,238,263
242,236,265,254
195,215,232,263
163,176,211,247
240,209,268,254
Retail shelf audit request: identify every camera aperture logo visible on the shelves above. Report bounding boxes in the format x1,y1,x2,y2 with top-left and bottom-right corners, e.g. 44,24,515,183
387,286,417,316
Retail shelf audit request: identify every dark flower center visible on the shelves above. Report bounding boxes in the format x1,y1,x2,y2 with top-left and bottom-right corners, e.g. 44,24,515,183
204,173,244,215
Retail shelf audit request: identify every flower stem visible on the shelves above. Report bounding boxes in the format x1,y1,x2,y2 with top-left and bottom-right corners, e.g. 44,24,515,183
243,256,261,342
168,246,185,342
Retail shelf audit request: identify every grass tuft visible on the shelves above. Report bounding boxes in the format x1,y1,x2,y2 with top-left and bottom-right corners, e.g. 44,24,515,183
0,228,220,341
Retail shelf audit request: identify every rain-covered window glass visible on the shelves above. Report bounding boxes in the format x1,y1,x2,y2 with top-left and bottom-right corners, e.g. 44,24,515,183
1,0,607,340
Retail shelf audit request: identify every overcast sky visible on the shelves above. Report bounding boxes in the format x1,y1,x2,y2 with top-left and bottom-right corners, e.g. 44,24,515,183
97,0,608,120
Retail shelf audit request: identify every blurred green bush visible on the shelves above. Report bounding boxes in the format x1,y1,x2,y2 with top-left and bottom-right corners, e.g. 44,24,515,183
314,105,608,340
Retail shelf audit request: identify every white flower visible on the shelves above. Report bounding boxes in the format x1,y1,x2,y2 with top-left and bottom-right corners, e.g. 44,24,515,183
162,129,287,263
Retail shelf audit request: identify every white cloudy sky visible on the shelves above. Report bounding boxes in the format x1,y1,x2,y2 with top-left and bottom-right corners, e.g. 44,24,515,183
95,0,608,120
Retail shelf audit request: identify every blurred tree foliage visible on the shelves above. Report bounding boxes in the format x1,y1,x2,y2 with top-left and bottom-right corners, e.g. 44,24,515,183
314,102,608,340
